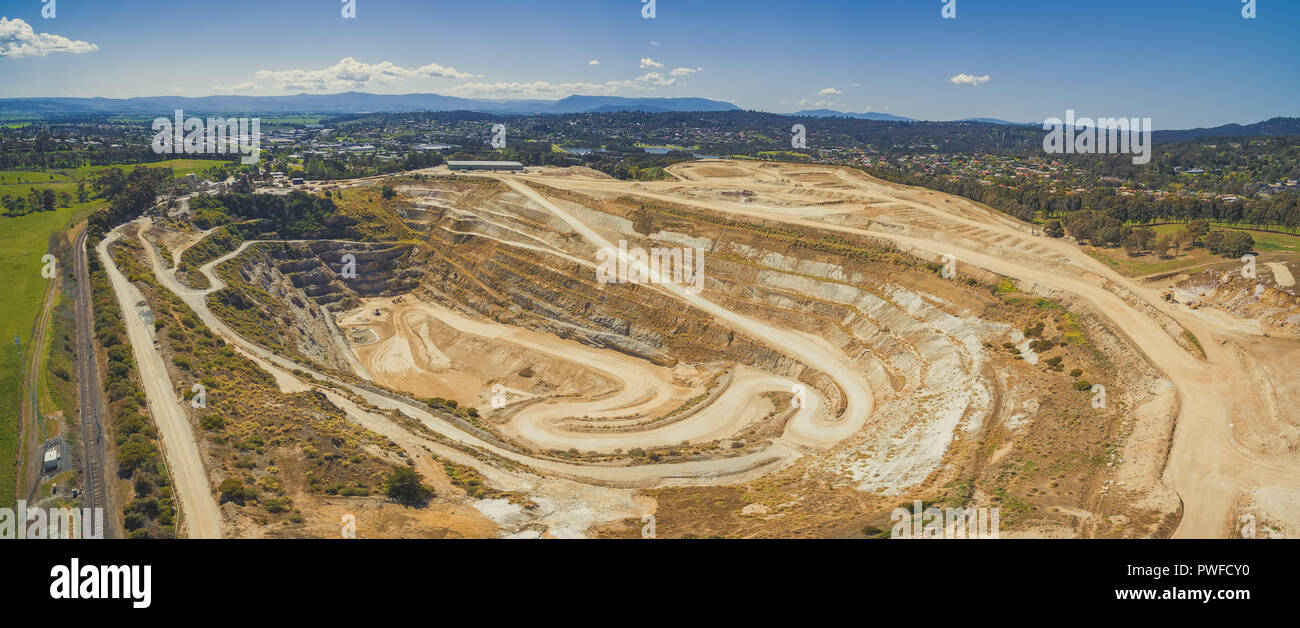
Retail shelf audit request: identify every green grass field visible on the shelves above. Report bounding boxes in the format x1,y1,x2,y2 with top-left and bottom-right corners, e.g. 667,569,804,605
0,171,76,187
0,157,219,507
259,115,325,127
1148,223,1300,253
755,150,813,161
1,159,218,201
0,201,101,507
39,291,74,421
1085,225,1300,277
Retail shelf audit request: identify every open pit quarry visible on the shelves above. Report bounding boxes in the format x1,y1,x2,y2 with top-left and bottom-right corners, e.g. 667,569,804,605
99,160,1300,539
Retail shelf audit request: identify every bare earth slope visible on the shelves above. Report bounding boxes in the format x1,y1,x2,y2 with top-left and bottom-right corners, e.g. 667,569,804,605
521,161,1300,538
117,160,1298,538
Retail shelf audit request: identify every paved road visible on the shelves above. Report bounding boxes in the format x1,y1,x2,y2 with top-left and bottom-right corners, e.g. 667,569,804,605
72,228,114,537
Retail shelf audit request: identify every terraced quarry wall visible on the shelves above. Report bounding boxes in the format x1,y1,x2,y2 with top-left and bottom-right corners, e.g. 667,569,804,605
207,241,421,370
144,165,1196,538
106,225,469,538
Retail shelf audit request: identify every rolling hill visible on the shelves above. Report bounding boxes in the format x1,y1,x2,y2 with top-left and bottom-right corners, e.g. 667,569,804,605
0,92,741,117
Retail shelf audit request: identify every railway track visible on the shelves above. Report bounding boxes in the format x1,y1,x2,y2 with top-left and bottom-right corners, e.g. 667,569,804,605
72,228,112,537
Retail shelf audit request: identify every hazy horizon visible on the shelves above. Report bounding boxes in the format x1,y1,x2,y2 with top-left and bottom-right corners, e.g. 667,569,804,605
2,89,1296,131
1,0,1297,128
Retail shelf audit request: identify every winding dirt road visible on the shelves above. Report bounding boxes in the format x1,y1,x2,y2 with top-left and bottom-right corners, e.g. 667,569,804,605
97,228,222,538
128,223,803,486
341,299,819,454
498,177,876,450
107,161,1299,536
514,161,1300,537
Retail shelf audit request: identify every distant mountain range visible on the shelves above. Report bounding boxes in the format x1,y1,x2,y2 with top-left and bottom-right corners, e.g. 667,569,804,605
0,92,742,116
792,109,1032,125
1,92,1295,141
792,109,1300,137
958,117,1032,126
1153,117,1300,142
792,109,918,122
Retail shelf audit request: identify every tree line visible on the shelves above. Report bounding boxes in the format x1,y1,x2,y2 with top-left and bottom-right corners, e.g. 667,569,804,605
866,163,1300,233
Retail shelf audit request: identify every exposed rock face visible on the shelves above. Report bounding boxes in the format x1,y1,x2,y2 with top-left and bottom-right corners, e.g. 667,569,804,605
205,241,422,370
186,172,1179,539
272,242,423,311
1175,270,1300,335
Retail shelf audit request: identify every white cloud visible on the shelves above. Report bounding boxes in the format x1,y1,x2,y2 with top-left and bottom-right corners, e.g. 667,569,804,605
948,73,991,86
168,87,186,95
412,60,478,79
249,55,687,100
0,17,98,58
797,98,846,110
818,87,842,95
649,41,660,46
635,72,676,86
255,57,478,91
211,82,259,93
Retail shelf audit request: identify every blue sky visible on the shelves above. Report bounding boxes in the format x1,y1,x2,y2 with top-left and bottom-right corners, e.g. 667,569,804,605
0,0,1296,128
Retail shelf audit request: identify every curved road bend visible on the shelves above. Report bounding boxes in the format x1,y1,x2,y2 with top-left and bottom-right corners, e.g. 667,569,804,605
130,221,817,487
520,168,1300,537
